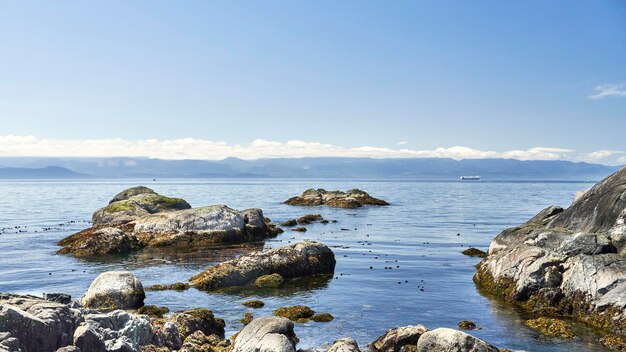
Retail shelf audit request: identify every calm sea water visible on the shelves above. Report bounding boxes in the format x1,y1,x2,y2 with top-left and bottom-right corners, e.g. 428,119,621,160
0,179,608,351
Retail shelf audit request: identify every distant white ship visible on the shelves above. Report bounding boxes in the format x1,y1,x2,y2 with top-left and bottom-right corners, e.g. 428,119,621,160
460,175,481,181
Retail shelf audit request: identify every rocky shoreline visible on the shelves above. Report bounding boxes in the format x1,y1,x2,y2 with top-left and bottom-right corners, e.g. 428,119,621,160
474,167,626,349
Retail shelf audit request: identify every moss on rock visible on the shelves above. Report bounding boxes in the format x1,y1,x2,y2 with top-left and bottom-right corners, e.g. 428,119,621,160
240,312,253,325
274,305,315,321
241,300,265,309
462,248,487,258
255,274,284,288
137,305,170,318
458,320,477,330
524,317,574,338
311,313,334,322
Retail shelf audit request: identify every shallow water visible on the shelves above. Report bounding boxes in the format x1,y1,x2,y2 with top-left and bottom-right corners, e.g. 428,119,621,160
0,179,608,351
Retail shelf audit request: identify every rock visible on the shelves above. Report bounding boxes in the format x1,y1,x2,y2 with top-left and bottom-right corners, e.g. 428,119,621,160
81,271,145,311
172,308,225,340
0,333,22,352
416,328,498,352
292,227,307,232
281,219,298,227
137,305,169,318
146,282,190,291
56,346,81,352
274,306,314,322
79,309,154,351
44,293,72,305
285,189,389,208
328,338,361,352
0,293,82,352
370,325,427,352
180,331,231,352
190,241,336,290
57,187,283,257
241,312,254,325
457,321,476,330
297,214,323,224
233,316,297,352
73,324,106,351
310,313,334,322
524,317,574,338
461,248,487,258
241,300,264,309
474,167,626,334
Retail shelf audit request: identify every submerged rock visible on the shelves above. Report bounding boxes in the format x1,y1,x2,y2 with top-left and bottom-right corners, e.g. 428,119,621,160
416,328,498,352
285,189,389,208
57,187,283,257
81,271,145,311
474,167,626,334
189,241,336,291
233,316,297,352
524,317,574,338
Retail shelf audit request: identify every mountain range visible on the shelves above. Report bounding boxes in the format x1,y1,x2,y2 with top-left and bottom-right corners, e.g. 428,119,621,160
0,157,620,180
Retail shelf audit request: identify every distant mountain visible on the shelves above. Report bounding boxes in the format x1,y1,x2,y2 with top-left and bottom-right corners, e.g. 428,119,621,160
0,166,88,179
0,157,620,180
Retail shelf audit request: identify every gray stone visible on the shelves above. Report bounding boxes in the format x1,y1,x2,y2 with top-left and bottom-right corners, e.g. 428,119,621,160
233,316,297,352
328,338,361,352
81,271,145,311
416,328,498,352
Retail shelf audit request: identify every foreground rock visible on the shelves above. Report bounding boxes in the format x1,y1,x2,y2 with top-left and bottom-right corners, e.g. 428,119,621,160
328,338,361,352
81,271,145,311
370,325,427,351
190,241,336,290
475,167,626,336
0,292,228,352
233,316,297,352
285,189,389,208
57,186,283,257
417,328,499,352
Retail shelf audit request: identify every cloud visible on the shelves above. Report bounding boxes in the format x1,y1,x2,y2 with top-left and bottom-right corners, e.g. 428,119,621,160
0,135,621,164
589,84,626,99
397,141,408,145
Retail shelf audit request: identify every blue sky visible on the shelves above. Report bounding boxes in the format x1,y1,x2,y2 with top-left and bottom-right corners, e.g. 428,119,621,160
0,1,625,163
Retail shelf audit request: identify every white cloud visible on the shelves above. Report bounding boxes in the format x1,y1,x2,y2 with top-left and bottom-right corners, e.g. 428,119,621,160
397,141,408,145
589,84,626,99
0,135,621,164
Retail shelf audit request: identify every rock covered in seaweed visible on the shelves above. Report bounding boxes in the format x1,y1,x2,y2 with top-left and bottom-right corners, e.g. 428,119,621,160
285,189,389,208
370,325,427,351
57,186,283,257
189,241,336,291
474,167,626,335
80,271,145,311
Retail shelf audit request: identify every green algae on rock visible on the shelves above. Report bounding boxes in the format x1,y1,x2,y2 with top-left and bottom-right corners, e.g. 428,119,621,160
524,317,574,338
461,247,487,258
241,300,265,309
57,186,283,258
458,320,476,330
147,282,191,291
274,305,315,321
255,273,284,288
240,312,254,325
137,304,170,318
284,188,389,208
189,241,336,291
311,313,334,322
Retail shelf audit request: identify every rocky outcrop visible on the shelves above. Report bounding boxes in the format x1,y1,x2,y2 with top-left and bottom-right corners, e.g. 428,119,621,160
81,271,145,311
285,189,389,208
416,328,499,352
475,167,626,336
0,292,230,352
232,316,297,352
370,325,427,352
189,241,336,291
57,187,283,257
328,338,361,352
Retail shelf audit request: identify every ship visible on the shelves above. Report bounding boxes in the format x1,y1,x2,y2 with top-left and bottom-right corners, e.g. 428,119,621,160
460,175,481,181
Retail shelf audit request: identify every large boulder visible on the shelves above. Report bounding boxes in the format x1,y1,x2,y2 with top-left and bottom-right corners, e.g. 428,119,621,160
285,189,389,208
189,241,336,290
233,316,297,352
370,325,427,352
57,187,283,257
416,328,498,352
81,271,145,311
475,167,626,335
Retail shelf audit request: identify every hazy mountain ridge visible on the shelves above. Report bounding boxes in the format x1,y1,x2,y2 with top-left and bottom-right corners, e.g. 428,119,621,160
0,157,619,180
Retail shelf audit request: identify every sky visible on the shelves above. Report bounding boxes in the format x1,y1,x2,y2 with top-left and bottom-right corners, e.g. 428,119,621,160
0,1,625,164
